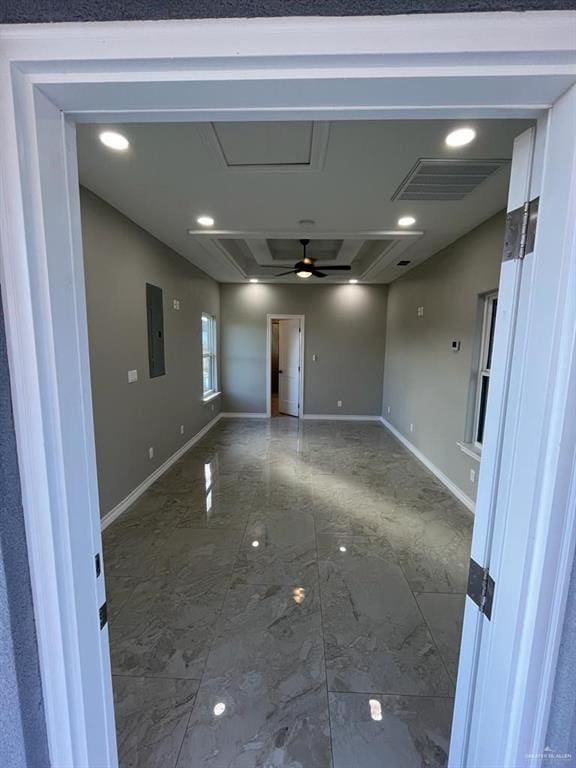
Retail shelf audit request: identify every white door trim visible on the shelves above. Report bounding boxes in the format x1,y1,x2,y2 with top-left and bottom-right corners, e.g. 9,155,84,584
266,314,305,419
0,13,575,768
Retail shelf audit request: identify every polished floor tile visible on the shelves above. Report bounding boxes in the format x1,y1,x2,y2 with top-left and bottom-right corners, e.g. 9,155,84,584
318,534,454,696
329,691,453,768
415,593,466,683
105,417,472,767
233,513,318,586
113,676,199,768
177,583,331,768
110,575,228,680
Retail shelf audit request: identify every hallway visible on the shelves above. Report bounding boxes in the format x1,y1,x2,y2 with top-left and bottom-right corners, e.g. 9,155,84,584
103,417,472,767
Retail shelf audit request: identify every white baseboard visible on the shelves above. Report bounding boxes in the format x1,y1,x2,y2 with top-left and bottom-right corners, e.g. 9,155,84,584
220,412,268,418
303,414,381,421
101,413,222,530
380,416,475,513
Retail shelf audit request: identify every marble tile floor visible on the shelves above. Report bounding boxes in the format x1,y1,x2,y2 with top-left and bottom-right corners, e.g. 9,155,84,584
103,417,473,768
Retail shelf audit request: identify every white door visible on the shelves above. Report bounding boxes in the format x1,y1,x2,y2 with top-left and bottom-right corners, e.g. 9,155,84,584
449,123,544,766
278,319,301,417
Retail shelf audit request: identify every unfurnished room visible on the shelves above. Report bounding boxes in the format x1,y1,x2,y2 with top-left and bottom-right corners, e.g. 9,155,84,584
71,117,530,767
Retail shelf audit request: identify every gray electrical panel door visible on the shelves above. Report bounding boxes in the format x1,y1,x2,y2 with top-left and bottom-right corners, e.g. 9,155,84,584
146,283,165,378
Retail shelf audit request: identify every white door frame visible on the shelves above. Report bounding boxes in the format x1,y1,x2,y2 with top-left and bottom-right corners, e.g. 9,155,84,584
266,314,305,418
0,13,575,768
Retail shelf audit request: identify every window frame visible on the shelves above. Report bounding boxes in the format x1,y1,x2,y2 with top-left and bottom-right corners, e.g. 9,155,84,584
201,312,218,399
473,291,498,449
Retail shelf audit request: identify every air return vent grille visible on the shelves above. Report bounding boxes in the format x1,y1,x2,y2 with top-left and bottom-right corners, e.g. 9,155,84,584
392,158,510,202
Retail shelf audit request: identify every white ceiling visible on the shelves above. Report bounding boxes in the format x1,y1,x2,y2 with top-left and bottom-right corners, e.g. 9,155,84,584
76,119,532,284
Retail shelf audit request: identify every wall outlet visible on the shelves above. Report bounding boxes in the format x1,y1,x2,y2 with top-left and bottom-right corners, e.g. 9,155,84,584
417,306,424,317
173,299,180,310
148,446,154,460
127,369,138,383
337,400,342,408
387,405,391,415
180,424,184,435
470,468,476,483
452,340,461,352
409,423,414,433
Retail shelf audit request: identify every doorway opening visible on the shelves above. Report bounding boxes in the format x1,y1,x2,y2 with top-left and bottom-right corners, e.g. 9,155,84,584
2,15,575,768
266,314,304,418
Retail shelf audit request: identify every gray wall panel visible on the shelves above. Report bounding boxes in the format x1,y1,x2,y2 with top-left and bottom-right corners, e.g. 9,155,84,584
81,187,221,515
220,283,387,416
382,211,506,503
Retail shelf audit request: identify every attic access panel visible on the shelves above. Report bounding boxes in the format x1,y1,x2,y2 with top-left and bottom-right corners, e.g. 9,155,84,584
146,283,165,378
392,158,510,202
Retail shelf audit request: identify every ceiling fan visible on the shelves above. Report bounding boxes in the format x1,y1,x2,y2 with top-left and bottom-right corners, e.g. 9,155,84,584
261,239,352,279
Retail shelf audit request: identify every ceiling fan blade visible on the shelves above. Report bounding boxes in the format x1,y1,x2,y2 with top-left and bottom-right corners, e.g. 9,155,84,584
274,270,297,277
312,270,327,278
315,265,352,271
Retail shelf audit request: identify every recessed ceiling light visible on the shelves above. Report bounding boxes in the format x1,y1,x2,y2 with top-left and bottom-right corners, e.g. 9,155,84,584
445,127,476,148
398,216,416,227
299,219,316,227
249,278,259,284
339,545,347,553
296,270,313,279
99,131,129,151
197,215,215,227
251,540,260,548
213,702,226,717
349,279,359,285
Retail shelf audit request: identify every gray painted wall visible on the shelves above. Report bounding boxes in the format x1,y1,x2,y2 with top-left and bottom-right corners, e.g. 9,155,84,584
2,0,574,23
220,283,387,416
0,292,50,768
81,188,221,515
382,211,506,503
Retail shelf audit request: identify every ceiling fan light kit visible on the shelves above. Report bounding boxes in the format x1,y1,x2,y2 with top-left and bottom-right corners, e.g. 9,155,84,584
262,239,352,280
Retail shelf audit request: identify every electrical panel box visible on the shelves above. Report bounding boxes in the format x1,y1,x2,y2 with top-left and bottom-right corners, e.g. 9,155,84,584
146,283,165,378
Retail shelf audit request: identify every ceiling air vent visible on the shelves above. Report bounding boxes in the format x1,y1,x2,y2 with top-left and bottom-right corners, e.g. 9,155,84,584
392,158,510,202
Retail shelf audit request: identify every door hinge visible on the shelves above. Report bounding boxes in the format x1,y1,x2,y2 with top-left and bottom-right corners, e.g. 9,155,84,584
95,552,101,578
502,196,539,262
467,558,495,620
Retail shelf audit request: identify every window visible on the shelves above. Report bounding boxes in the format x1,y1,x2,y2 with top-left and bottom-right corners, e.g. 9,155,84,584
474,292,498,447
201,313,218,398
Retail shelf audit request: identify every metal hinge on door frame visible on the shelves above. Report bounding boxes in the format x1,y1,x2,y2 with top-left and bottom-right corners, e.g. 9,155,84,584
502,196,539,261
467,558,495,620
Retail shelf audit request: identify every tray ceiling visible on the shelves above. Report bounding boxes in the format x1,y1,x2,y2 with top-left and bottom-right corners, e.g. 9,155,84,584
76,118,532,283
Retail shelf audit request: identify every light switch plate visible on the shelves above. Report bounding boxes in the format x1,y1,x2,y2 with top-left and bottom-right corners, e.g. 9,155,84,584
128,369,138,383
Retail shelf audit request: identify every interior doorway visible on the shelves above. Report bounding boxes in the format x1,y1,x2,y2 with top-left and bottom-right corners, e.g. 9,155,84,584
1,14,575,768
267,314,304,418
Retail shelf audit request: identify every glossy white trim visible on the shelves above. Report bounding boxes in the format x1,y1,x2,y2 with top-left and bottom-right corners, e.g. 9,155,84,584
304,414,382,421
381,417,475,512
457,441,482,463
100,413,222,530
202,390,221,403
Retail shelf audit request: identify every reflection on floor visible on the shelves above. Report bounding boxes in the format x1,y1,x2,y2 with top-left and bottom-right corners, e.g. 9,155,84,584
103,417,472,768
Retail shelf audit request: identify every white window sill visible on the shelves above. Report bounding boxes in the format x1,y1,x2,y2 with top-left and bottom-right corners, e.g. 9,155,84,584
457,441,482,463
202,391,221,403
